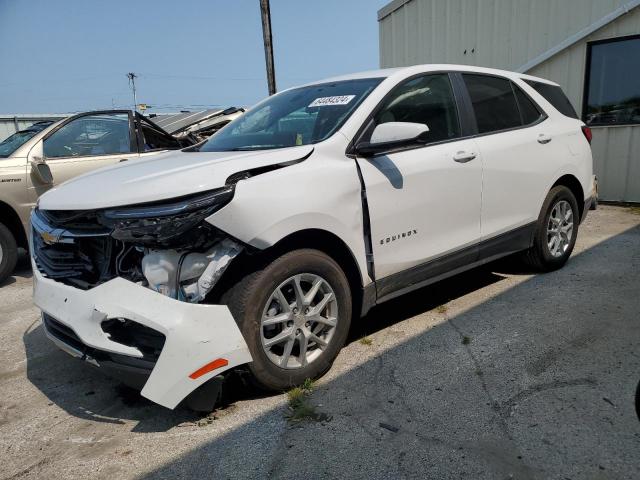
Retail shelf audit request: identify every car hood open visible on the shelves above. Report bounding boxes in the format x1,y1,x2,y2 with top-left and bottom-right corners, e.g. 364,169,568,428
38,146,314,210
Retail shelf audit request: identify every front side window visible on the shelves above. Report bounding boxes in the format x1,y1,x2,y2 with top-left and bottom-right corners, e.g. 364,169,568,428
368,73,461,144
44,113,132,158
584,35,640,126
463,74,522,134
200,78,382,152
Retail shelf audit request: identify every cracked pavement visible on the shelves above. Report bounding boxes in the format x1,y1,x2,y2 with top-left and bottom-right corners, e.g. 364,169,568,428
1,205,639,479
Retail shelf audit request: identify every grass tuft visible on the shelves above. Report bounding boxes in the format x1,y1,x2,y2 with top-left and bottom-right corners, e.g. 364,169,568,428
628,206,640,215
436,304,448,314
359,336,373,346
462,335,471,345
286,379,322,422
301,378,315,391
287,387,306,405
288,400,319,422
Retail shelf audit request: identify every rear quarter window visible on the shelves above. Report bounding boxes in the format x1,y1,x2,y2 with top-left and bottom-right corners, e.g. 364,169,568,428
524,80,578,119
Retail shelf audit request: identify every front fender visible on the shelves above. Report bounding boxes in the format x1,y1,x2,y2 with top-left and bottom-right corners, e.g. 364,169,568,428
207,154,371,285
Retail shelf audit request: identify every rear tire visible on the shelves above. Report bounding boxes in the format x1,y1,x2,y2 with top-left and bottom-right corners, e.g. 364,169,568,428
222,249,352,391
0,223,18,284
523,186,579,272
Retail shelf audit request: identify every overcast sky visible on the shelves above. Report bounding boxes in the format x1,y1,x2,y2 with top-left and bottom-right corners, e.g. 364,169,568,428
0,0,389,114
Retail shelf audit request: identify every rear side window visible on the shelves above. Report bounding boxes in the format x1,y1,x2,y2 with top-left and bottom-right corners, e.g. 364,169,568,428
462,74,521,134
524,80,578,119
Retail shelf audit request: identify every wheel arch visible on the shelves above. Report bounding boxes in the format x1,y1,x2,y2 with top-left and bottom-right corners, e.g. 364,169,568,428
551,174,585,219
209,228,368,320
267,229,366,318
0,200,27,249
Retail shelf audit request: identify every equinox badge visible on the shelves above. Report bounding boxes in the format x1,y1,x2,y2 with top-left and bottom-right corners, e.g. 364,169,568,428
379,229,418,245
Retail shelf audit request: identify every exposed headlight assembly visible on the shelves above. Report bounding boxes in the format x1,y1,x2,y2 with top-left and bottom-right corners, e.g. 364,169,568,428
102,186,234,244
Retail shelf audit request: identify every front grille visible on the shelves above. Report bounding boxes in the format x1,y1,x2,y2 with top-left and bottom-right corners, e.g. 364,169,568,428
38,209,104,232
33,232,114,288
32,208,115,289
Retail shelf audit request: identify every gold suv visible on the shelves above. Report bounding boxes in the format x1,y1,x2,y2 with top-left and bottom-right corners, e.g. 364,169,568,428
0,110,191,283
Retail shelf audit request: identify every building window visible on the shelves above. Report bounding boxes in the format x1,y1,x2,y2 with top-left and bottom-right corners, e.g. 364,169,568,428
584,35,640,126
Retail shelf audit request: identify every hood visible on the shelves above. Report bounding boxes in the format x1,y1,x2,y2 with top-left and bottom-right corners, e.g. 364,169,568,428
39,146,313,210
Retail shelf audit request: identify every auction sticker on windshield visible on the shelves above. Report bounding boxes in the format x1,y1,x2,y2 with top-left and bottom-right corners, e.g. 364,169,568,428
309,95,355,107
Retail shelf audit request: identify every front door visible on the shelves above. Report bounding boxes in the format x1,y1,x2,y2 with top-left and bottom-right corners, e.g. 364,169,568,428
29,111,138,194
354,73,482,288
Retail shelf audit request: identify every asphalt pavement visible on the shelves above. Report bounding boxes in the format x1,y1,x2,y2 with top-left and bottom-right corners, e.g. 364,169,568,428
1,205,639,480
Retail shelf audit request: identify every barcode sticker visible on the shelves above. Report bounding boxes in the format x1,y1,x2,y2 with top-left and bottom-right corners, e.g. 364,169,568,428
308,95,356,107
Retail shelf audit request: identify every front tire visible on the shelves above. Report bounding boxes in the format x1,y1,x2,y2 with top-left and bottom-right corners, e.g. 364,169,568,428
0,223,18,284
222,249,352,391
523,186,579,271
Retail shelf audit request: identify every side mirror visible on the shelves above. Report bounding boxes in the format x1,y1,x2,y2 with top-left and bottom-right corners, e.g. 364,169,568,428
355,122,429,157
31,157,53,185
28,141,54,185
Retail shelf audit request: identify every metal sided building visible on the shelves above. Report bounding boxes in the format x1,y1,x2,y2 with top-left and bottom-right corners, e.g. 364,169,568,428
378,0,640,202
0,115,64,142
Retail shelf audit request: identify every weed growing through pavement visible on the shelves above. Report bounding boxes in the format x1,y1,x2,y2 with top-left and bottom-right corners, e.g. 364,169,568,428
436,304,448,314
462,335,471,345
359,336,373,346
286,379,323,422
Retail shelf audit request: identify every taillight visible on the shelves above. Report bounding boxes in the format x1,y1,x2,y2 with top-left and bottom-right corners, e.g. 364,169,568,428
581,126,592,144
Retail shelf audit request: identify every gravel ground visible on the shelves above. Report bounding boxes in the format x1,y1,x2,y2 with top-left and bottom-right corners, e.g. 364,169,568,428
1,205,639,480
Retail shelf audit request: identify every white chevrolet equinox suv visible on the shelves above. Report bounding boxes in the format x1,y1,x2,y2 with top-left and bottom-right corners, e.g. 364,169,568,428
31,65,594,409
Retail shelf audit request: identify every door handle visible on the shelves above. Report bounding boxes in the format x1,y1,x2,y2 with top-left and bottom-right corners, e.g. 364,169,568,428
453,151,476,163
537,133,552,144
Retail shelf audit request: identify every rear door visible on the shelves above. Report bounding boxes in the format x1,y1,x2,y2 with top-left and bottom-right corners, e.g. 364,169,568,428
355,73,482,288
459,73,565,240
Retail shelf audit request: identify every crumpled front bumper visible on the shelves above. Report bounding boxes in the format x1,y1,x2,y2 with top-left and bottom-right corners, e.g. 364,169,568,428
32,264,252,409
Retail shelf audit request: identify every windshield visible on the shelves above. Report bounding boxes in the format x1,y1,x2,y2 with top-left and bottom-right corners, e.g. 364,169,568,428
0,123,52,158
199,78,383,152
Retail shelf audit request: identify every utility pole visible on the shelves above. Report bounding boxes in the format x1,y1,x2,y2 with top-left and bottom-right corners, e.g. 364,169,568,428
127,72,138,111
259,0,276,95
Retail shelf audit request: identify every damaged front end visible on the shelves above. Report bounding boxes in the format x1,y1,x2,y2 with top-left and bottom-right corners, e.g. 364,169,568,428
31,186,252,409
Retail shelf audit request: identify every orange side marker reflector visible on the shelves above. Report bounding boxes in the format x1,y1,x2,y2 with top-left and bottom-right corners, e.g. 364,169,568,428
189,358,229,380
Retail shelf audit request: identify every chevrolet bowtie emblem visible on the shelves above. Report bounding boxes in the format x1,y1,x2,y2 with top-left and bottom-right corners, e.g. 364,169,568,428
40,231,58,245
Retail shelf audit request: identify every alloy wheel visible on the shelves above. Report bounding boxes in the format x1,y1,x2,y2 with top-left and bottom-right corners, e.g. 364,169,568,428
260,273,338,369
547,200,574,258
